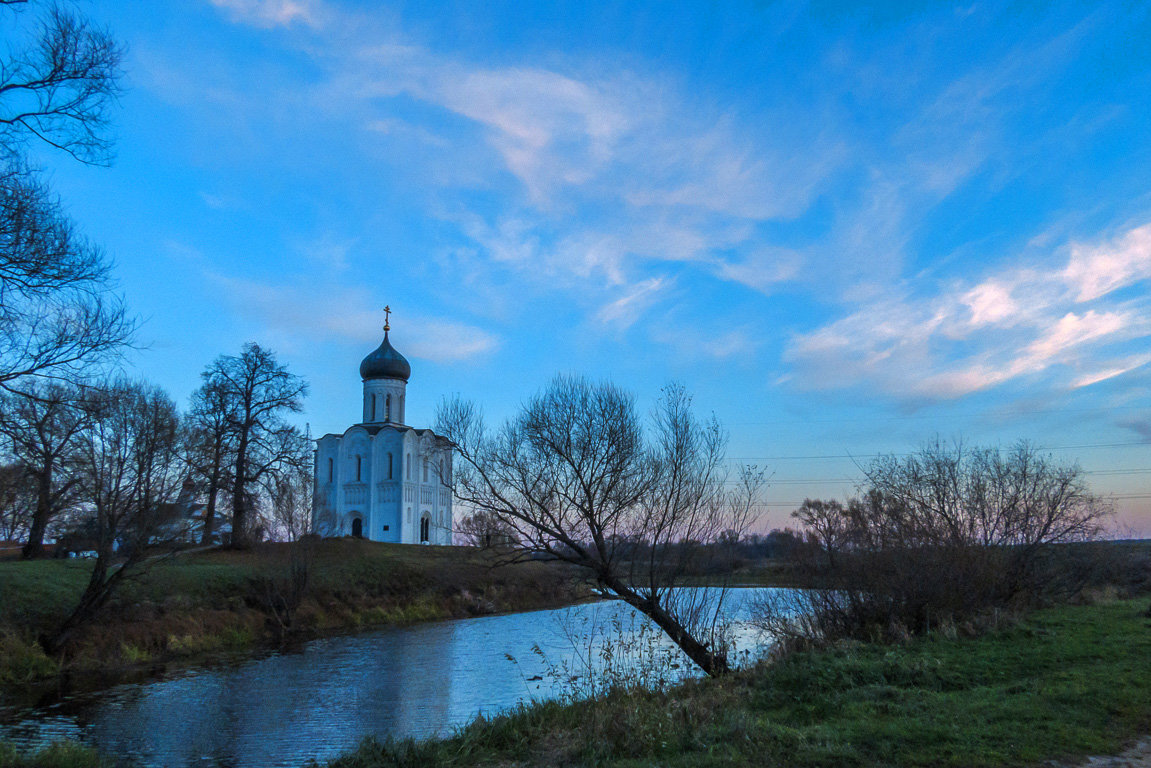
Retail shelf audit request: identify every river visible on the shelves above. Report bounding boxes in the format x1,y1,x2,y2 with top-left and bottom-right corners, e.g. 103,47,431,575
0,587,786,767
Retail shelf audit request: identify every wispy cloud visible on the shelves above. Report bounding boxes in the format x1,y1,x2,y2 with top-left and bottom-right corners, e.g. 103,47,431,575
208,0,323,29
203,0,846,320
207,273,499,362
596,277,674,329
785,222,1151,401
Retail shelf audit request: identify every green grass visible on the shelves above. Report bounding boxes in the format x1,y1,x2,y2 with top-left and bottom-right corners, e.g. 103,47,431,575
0,742,106,768
323,597,1151,768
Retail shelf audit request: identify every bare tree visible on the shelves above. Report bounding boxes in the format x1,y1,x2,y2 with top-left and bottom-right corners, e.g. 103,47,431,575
0,380,87,557
183,374,236,545
42,379,184,655
791,498,851,569
0,160,132,393
436,377,763,677
0,460,34,541
0,4,130,395
266,434,316,542
202,343,307,548
1,1,123,165
455,510,519,549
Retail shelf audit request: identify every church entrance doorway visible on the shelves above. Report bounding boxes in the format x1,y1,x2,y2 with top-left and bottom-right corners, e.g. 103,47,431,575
419,516,429,543
352,518,363,538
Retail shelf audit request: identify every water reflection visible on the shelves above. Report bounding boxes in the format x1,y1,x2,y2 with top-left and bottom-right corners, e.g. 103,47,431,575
0,588,784,768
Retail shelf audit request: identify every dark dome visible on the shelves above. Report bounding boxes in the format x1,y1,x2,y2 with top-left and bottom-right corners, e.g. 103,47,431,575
359,332,411,381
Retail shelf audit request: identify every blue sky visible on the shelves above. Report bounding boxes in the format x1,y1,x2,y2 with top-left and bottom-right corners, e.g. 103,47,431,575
19,0,1151,533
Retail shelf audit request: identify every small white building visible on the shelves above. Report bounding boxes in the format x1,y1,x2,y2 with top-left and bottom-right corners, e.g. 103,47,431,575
313,318,453,544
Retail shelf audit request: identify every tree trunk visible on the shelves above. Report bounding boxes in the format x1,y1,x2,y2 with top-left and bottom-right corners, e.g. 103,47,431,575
21,470,52,559
604,575,730,677
230,430,250,548
40,557,118,656
200,470,219,546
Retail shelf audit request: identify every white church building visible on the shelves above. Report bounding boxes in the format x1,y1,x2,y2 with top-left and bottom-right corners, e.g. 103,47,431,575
313,314,454,544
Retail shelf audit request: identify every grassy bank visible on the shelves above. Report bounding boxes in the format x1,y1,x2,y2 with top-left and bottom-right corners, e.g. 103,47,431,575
0,742,105,768
0,539,585,691
324,596,1151,768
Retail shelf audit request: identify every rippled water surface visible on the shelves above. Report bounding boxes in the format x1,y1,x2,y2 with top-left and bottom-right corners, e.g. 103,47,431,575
0,588,785,768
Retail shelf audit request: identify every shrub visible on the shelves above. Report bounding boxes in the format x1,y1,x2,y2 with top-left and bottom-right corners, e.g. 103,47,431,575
758,440,1113,646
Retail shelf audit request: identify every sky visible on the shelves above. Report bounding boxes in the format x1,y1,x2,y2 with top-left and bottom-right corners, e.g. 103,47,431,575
12,0,1151,534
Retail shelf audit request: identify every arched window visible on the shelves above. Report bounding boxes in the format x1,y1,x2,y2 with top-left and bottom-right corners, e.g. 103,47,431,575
385,394,391,422
423,457,429,482
406,455,411,479
370,395,376,421
355,455,362,482
420,516,430,543
327,457,333,482
387,452,393,480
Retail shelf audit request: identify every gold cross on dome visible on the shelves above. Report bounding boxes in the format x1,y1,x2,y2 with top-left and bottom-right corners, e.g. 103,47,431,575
383,305,391,332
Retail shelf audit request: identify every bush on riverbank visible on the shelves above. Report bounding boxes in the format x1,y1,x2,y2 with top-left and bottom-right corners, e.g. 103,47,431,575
0,538,585,688
321,597,1151,768
758,442,1128,650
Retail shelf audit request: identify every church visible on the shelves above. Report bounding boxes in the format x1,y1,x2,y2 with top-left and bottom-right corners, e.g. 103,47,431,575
312,311,454,544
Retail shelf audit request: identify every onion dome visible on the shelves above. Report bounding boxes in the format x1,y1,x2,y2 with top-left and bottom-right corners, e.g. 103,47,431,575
360,331,410,382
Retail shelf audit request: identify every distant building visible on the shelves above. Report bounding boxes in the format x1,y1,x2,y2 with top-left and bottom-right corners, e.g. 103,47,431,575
312,311,454,544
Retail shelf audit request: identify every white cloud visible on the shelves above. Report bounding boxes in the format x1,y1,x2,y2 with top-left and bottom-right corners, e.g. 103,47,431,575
1024,310,1127,363
714,248,802,293
961,279,1021,327
596,277,673,329
209,0,323,29
785,222,1151,401
405,320,500,361
1064,223,1151,302
1071,354,1151,389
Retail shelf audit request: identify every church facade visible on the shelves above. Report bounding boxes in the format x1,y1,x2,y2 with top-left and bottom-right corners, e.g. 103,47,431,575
312,317,454,544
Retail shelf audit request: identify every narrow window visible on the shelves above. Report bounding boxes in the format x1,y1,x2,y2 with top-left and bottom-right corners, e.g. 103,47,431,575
355,455,362,482
406,455,411,479
423,457,429,482
387,452,393,480
420,516,429,543
385,394,391,422
327,457,333,482
370,395,376,421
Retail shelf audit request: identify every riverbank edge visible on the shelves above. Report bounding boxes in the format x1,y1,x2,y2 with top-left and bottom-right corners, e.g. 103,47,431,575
0,539,593,699
321,595,1151,768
